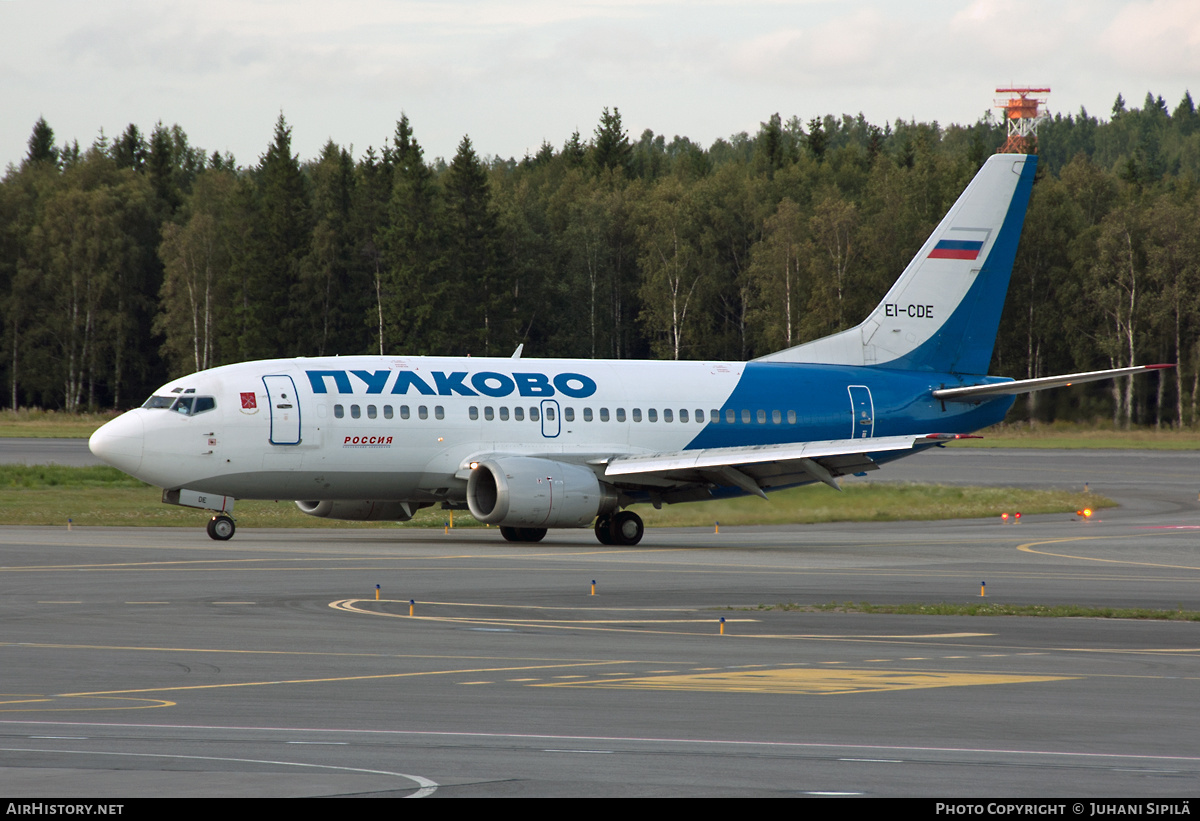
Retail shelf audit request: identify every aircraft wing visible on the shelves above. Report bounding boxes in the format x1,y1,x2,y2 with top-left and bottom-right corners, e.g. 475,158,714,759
593,433,975,503
932,364,1173,401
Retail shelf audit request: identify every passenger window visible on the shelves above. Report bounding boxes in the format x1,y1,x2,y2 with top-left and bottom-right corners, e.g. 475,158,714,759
400,405,410,419
600,408,610,422
384,405,393,419
711,409,720,423
418,406,428,420
787,410,797,424
514,407,524,421
351,404,361,419
632,409,642,422
679,409,688,423
648,408,658,423
367,405,377,419
564,407,573,422
616,409,626,422
742,409,751,424
726,409,735,424
663,409,672,422
772,410,781,424
434,406,444,420
484,406,494,421
757,409,766,424
469,406,479,420
583,408,593,422
530,407,540,422
334,404,344,418
500,407,509,421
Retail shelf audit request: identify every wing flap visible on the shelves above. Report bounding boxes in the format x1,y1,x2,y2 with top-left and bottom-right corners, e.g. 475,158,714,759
602,433,970,495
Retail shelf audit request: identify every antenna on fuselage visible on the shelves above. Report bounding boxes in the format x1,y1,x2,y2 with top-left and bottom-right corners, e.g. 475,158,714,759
511,344,524,359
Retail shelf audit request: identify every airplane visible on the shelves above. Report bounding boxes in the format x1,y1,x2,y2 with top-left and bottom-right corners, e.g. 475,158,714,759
89,153,1166,545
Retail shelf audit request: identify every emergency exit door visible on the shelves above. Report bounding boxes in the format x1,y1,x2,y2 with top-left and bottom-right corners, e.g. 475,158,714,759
848,385,874,439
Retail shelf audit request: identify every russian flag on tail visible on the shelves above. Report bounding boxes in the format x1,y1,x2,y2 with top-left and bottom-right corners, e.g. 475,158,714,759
928,239,984,260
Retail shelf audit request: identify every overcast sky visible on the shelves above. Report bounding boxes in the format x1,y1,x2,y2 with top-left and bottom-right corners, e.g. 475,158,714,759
3,0,1198,171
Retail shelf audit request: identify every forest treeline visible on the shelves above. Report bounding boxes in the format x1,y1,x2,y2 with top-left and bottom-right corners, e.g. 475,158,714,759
2,91,1199,427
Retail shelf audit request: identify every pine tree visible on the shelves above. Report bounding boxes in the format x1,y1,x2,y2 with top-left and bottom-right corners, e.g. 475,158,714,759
349,145,392,354
147,123,180,214
113,125,147,172
236,114,312,358
24,118,58,168
806,117,827,161
443,135,509,354
1173,91,1198,137
380,116,448,353
300,140,363,356
591,108,632,176
562,131,587,167
756,113,785,173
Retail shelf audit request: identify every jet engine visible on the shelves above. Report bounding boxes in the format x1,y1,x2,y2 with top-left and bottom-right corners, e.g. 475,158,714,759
467,457,618,528
294,500,425,521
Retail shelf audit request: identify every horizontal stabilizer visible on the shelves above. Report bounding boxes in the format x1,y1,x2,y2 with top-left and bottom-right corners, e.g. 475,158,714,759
932,365,1173,401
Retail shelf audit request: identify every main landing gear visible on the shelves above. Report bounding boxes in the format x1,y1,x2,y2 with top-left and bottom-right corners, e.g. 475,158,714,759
594,511,644,546
500,526,547,543
496,512,645,546
206,514,236,541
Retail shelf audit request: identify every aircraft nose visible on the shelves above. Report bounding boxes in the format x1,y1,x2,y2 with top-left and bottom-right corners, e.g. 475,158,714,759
89,412,145,475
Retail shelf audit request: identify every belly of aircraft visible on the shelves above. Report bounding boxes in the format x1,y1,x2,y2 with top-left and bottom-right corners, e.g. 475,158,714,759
187,468,429,500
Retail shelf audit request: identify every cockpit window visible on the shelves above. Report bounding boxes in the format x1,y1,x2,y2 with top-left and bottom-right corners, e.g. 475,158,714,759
142,395,216,416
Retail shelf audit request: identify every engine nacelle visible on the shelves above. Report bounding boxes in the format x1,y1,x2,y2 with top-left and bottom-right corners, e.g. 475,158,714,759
294,500,423,521
467,457,618,528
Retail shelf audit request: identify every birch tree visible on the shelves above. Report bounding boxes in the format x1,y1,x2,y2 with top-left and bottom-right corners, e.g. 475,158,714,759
636,177,704,359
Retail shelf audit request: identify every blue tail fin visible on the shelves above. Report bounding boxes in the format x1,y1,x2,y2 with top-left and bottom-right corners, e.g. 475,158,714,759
755,153,1037,375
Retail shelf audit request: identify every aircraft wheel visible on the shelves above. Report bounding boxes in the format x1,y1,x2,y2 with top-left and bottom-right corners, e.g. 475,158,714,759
594,515,614,545
610,511,643,546
207,515,235,541
501,526,547,543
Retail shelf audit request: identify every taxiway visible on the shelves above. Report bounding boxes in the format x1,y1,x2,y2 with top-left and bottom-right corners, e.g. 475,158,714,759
0,447,1197,796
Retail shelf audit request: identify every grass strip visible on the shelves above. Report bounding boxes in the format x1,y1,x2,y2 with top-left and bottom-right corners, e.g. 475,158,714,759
0,465,1110,529
0,409,117,439
947,420,1200,450
637,482,1108,527
726,601,1200,621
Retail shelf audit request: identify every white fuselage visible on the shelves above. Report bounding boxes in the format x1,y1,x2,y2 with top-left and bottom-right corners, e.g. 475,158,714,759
92,355,762,502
